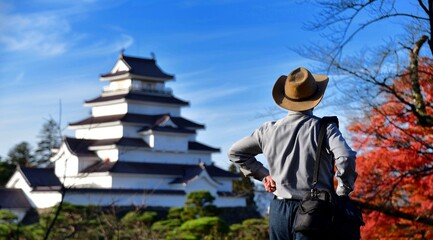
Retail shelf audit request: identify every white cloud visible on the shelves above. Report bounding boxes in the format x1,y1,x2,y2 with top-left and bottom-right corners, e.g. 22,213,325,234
0,11,72,56
0,0,129,57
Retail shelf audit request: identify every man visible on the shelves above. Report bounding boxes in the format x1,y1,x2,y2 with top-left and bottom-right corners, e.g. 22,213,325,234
228,67,357,240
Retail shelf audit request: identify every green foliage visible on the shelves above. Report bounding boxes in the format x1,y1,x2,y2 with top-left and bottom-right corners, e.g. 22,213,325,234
185,191,216,208
118,210,157,239
0,191,268,239
229,217,269,240
38,203,102,239
151,218,183,235
119,210,159,239
2,119,60,169
182,191,219,221
0,161,16,186
0,209,18,224
167,206,184,219
20,224,45,239
0,210,19,239
6,141,34,167
178,216,229,240
121,210,157,226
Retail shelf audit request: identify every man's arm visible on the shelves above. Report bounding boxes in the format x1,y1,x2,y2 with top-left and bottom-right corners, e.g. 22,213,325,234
327,123,358,196
335,156,357,196
228,135,270,181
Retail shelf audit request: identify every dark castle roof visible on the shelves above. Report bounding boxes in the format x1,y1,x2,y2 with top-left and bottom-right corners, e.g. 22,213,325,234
64,137,150,154
188,141,219,152
69,113,204,129
0,188,32,209
64,138,98,157
64,137,218,154
19,167,62,189
139,126,196,134
81,161,238,179
100,54,174,80
84,92,189,106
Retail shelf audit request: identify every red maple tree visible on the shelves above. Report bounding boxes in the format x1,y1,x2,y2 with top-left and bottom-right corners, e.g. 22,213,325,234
348,58,433,239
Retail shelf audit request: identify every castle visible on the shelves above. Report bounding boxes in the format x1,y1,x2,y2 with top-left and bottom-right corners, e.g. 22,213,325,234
4,53,245,220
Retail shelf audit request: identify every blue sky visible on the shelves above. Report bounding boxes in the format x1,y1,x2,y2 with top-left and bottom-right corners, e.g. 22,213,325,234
0,0,414,169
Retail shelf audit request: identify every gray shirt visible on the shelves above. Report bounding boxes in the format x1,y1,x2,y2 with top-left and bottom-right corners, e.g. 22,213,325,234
228,110,357,200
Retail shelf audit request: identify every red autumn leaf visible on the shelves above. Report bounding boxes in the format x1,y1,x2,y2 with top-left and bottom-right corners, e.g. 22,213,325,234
348,58,433,238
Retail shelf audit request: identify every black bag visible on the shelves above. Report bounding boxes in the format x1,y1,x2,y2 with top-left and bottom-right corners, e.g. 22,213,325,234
293,117,364,239
294,188,336,233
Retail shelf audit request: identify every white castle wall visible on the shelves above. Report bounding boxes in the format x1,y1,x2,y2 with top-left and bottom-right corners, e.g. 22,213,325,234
91,103,128,117
110,174,179,190
90,102,181,117
128,102,181,116
6,172,33,192
63,192,187,207
94,149,119,162
55,154,80,177
63,192,245,208
75,125,123,139
62,172,233,194
28,192,62,209
151,133,188,152
63,174,113,188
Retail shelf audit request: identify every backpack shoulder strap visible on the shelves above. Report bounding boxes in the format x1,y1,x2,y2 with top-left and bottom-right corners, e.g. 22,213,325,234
312,116,339,189
321,116,339,129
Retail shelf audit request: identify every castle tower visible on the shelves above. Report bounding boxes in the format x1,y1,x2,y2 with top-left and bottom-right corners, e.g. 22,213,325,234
7,53,245,208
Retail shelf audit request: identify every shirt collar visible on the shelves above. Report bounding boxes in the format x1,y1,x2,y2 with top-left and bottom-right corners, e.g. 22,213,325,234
287,109,314,116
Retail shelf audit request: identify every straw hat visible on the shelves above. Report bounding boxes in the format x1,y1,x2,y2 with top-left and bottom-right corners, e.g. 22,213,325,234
272,67,329,111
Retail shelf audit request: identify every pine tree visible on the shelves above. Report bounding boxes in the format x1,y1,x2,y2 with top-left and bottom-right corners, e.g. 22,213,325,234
34,118,61,167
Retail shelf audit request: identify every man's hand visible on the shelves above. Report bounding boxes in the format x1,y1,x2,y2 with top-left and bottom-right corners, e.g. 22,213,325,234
263,175,276,192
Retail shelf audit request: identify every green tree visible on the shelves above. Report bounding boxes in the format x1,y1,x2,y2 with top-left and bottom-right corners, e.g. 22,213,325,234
6,142,34,167
119,210,158,239
0,209,19,239
229,163,256,208
34,118,61,167
229,218,269,240
151,218,183,238
178,216,229,240
0,161,16,186
167,207,184,219
182,191,218,221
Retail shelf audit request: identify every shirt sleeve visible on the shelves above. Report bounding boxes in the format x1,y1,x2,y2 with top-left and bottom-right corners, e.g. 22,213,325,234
326,123,358,196
228,128,270,181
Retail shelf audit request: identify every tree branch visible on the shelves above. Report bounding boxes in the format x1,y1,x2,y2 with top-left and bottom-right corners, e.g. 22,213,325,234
352,199,433,226
409,35,433,126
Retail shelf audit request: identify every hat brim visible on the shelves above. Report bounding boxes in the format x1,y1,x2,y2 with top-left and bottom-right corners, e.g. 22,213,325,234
272,74,329,111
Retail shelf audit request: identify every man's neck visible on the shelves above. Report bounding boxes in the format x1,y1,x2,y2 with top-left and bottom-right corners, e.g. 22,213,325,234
287,109,313,116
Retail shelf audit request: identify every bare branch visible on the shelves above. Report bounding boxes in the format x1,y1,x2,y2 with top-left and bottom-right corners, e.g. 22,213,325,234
353,199,433,226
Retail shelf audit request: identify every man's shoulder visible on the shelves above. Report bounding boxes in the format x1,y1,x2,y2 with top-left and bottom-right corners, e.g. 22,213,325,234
321,116,339,128
260,120,277,129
